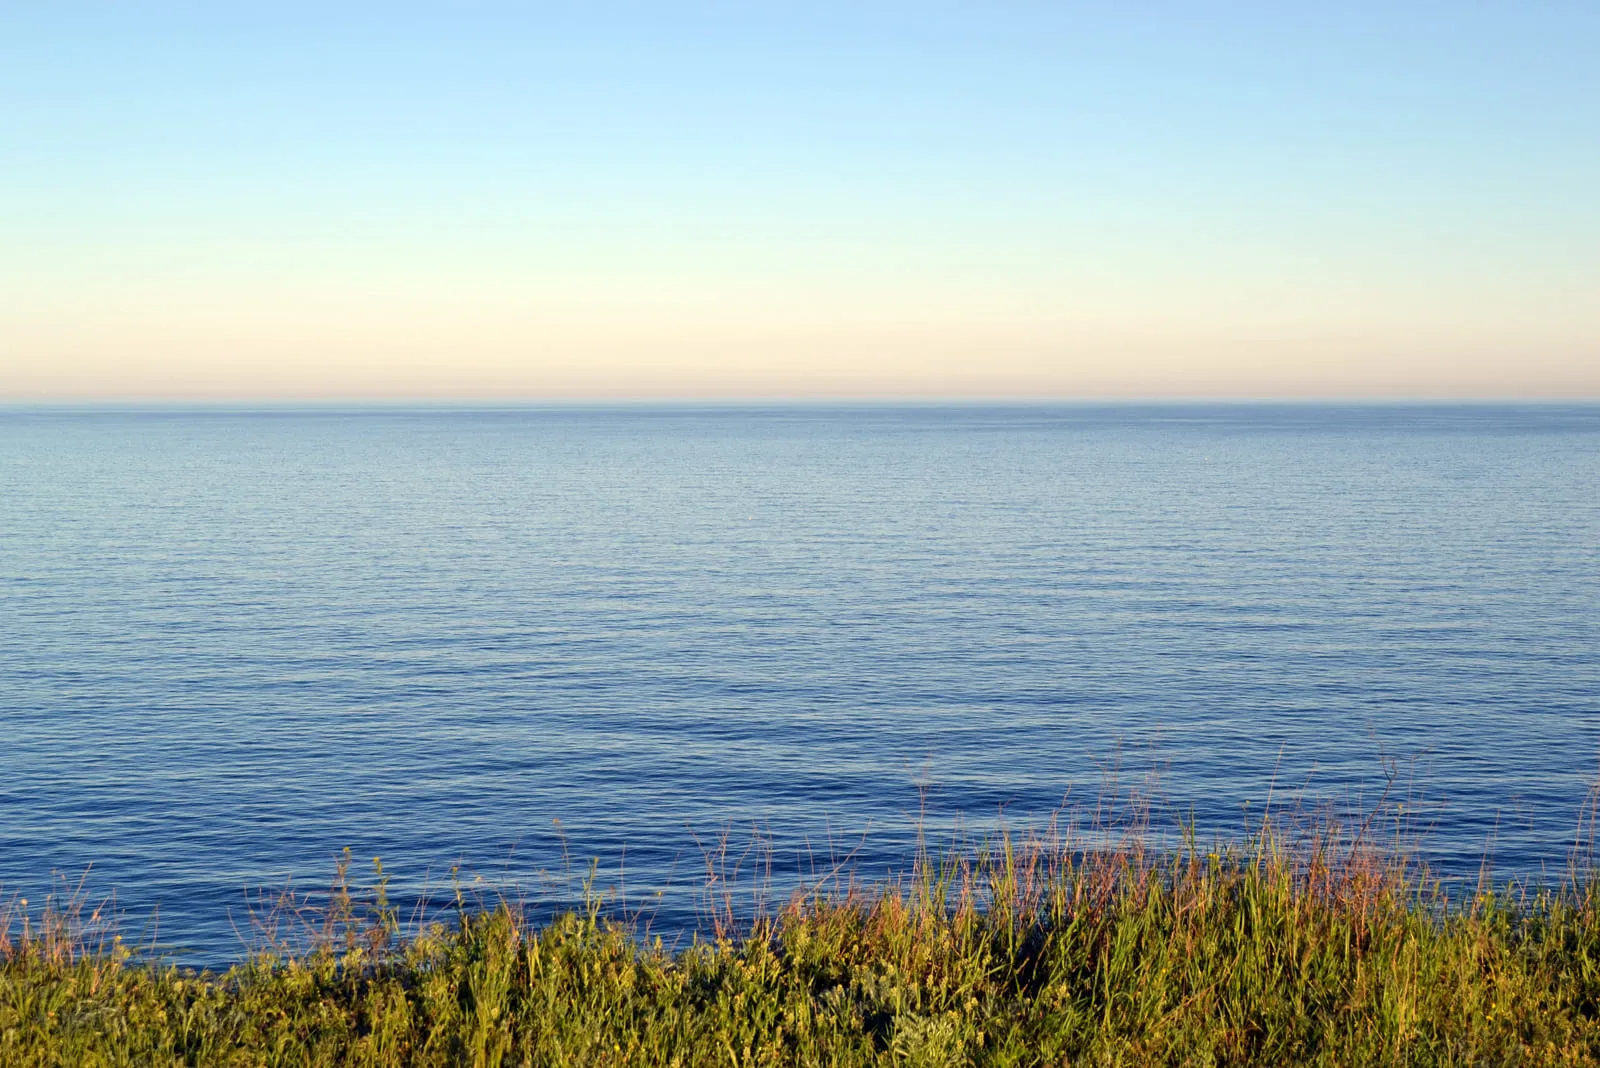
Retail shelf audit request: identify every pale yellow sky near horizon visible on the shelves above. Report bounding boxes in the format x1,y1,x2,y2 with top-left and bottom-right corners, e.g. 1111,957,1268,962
5,267,1596,400
5,299,1597,402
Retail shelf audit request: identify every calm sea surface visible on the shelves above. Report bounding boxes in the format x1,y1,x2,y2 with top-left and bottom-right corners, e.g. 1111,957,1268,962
3,405,1598,962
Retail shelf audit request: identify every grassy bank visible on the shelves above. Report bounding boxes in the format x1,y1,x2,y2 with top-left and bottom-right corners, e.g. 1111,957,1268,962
6,827,1600,1066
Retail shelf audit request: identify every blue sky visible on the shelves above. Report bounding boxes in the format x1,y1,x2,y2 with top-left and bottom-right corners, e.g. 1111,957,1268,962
3,3,1596,399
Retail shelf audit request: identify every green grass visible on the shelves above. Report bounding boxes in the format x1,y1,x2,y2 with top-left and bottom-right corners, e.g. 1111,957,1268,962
6,821,1600,1066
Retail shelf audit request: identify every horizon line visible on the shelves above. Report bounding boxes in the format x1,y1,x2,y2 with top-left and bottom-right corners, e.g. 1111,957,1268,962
6,395,1600,414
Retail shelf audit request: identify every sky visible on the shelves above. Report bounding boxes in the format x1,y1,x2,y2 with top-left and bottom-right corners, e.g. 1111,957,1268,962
2,3,1596,401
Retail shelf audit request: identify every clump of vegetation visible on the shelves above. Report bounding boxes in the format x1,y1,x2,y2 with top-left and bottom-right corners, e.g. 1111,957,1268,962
6,817,1600,1066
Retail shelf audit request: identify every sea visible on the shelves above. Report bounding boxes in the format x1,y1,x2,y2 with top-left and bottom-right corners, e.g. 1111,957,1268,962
2,404,1597,964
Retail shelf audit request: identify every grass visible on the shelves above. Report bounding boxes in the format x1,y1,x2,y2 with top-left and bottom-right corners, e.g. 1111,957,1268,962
6,809,1600,1066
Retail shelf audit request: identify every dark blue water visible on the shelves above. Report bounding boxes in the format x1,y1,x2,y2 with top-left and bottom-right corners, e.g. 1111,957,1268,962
3,405,1598,962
